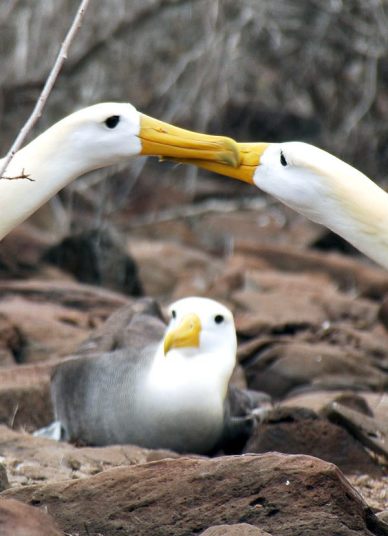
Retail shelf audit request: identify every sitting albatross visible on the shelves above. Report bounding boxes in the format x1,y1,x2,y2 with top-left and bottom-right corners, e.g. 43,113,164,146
0,102,239,240
179,141,388,270
47,297,238,454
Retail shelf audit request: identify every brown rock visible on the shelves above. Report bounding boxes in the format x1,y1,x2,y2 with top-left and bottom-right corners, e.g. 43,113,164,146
200,524,272,535
0,225,54,280
362,393,388,423
321,392,374,416
234,284,378,338
128,239,221,298
0,465,9,492
0,382,52,431
209,264,245,300
0,280,130,315
0,426,179,487
0,314,23,366
243,407,381,476
282,391,387,421
233,290,327,336
323,402,388,459
43,228,143,296
244,341,387,398
245,269,334,295
314,325,388,370
235,242,388,299
0,362,55,389
0,280,130,363
0,362,58,429
2,453,384,536
0,498,63,536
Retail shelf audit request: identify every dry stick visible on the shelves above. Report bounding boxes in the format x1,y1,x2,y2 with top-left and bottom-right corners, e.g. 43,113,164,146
0,0,91,180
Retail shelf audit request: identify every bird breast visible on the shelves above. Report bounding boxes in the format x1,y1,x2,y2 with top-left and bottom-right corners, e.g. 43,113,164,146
135,362,226,452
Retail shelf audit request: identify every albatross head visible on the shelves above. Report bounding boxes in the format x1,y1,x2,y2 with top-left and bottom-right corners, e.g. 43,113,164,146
162,297,237,383
30,102,241,171
175,140,376,227
173,141,351,214
0,102,240,240
178,141,388,269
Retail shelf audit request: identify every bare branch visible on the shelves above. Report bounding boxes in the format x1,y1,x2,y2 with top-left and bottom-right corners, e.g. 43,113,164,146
0,0,91,180
2,169,33,182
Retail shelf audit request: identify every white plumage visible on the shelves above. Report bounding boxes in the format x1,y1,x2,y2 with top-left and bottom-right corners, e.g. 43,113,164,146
0,102,239,240
43,297,237,454
181,141,388,270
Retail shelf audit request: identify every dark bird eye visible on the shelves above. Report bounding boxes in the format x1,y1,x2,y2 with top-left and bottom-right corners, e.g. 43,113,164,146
280,150,287,166
171,310,176,319
214,314,224,324
105,115,120,129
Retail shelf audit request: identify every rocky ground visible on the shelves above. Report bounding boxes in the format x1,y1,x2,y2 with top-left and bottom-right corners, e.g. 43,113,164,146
1,1,388,533
0,184,387,535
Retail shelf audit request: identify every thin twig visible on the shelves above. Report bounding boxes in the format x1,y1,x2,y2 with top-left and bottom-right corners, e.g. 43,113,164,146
9,403,19,429
0,0,91,180
1,169,33,181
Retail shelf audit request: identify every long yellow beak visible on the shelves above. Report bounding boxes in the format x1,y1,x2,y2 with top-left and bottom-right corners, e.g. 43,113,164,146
139,115,241,168
163,313,202,356
170,142,269,184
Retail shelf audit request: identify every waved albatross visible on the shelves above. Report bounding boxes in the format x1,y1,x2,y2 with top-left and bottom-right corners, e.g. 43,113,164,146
0,102,239,240
178,141,388,270
47,297,240,454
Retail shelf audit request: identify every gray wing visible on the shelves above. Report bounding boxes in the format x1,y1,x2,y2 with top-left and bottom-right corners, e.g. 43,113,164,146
77,298,165,356
51,303,166,446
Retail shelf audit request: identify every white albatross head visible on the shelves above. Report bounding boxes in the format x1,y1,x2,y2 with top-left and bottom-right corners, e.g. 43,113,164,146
179,141,388,270
31,102,240,169
156,297,237,393
0,102,240,240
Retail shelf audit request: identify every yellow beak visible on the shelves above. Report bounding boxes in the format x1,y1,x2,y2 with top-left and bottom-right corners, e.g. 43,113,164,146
139,115,240,168
163,313,202,356
170,142,270,184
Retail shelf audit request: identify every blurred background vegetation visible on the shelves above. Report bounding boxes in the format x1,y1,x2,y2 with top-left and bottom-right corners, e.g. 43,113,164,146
1,0,388,236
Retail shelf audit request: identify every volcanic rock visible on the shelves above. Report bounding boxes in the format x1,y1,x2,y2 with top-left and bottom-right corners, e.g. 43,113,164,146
0,498,63,536
43,228,143,296
243,341,387,398
2,453,385,536
0,426,179,487
243,407,380,475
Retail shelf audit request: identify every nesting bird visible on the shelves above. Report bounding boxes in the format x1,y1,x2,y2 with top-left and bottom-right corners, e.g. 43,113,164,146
48,297,238,454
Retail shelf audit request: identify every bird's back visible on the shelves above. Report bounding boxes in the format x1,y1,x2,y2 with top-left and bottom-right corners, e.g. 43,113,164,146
51,343,158,445
51,305,165,446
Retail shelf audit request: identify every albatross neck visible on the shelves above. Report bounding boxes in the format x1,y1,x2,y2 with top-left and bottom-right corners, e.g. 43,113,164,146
257,149,388,271
0,121,102,240
313,163,388,270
